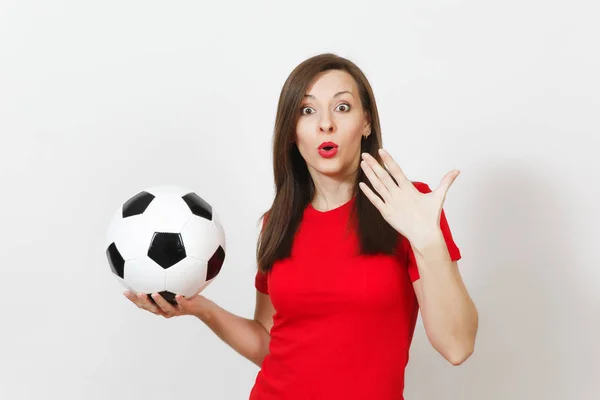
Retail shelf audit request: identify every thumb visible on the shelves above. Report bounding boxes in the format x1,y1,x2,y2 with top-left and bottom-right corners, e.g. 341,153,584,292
435,170,460,202
175,293,206,314
175,294,190,311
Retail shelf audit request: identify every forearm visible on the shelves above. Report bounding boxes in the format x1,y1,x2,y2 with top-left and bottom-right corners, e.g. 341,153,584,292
412,232,478,364
196,298,271,367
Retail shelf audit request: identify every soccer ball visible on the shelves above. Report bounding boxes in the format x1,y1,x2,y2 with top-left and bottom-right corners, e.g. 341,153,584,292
105,185,226,305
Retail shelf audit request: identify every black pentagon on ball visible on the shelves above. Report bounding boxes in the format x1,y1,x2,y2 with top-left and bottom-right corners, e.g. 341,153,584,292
122,191,155,218
106,242,125,278
182,192,212,221
148,232,186,269
147,291,178,306
206,245,225,281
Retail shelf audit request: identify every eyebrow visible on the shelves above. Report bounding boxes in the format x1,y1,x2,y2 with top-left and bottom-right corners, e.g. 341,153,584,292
303,90,354,99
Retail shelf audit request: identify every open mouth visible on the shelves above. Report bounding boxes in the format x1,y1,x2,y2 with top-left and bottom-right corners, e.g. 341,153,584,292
318,146,338,158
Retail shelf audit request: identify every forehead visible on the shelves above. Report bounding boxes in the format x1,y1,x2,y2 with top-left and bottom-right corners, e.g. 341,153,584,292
305,70,357,96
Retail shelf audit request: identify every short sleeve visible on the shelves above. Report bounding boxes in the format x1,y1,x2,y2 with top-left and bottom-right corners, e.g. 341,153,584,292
255,213,270,294
255,269,269,294
405,182,462,282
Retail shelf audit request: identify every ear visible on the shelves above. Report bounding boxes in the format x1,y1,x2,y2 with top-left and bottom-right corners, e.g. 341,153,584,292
363,112,372,136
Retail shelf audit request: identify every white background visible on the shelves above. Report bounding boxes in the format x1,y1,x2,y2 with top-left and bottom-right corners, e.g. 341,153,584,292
1,1,598,399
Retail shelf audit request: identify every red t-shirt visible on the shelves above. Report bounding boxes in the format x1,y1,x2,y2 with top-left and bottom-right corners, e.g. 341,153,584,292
250,182,461,400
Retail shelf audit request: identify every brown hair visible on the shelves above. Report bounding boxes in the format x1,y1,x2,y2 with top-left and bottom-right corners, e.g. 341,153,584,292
256,53,403,273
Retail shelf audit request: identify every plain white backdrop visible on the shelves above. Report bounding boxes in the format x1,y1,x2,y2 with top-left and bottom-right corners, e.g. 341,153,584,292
1,0,598,399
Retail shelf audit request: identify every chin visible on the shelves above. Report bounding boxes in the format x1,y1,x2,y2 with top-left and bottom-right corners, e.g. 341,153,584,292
313,159,352,178
317,168,343,178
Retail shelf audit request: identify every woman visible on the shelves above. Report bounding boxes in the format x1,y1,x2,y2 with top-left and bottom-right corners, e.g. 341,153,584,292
125,53,479,400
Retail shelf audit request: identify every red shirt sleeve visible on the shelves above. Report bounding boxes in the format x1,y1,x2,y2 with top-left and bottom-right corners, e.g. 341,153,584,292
255,214,270,294
405,182,462,282
255,270,269,294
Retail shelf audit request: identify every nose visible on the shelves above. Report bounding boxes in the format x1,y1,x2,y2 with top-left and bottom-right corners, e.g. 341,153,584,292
318,114,335,133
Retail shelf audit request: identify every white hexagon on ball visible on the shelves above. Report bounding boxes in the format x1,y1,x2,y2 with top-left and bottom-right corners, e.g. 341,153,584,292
124,256,167,294
113,217,155,261
165,257,209,297
180,215,220,261
142,194,192,234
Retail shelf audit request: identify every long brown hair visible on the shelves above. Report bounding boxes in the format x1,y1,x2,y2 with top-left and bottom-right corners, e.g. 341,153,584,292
256,53,403,273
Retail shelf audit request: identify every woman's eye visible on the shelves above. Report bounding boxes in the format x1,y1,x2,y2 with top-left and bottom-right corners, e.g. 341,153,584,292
301,107,315,115
336,103,350,112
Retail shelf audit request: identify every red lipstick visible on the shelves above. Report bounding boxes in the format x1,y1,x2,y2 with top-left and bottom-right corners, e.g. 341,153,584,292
318,141,338,158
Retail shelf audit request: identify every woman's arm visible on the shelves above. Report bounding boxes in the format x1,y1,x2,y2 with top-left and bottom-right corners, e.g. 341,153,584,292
411,231,479,366
195,291,274,367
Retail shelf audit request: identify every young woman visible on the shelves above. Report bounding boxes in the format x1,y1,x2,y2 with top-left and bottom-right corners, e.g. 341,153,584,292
125,53,478,400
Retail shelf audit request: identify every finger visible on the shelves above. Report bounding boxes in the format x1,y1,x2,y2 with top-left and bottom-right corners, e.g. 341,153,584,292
175,294,187,307
360,160,391,202
124,291,149,309
124,291,139,305
174,294,193,314
434,170,460,203
359,181,386,211
136,292,164,315
151,293,181,317
377,149,411,187
361,153,398,195
124,291,153,312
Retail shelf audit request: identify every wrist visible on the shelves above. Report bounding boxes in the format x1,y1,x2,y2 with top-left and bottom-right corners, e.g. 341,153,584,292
410,228,445,257
194,296,214,322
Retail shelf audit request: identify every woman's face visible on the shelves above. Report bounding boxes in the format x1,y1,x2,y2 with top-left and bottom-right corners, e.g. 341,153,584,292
295,69,371,180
